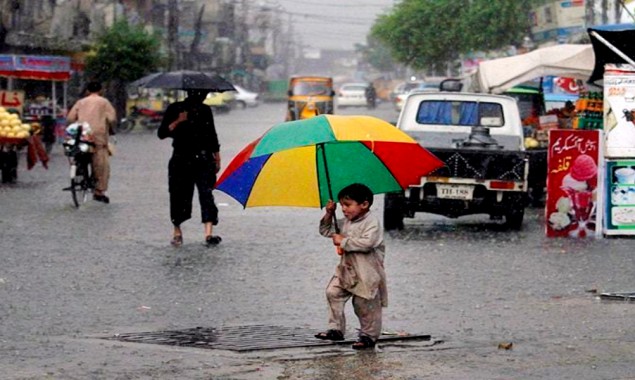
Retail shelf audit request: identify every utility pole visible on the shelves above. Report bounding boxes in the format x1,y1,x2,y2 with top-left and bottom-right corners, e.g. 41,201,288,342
586,0,596,26
167,0,179,70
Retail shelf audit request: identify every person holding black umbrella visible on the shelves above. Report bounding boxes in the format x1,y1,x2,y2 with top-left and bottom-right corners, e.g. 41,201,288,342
158,89,222,247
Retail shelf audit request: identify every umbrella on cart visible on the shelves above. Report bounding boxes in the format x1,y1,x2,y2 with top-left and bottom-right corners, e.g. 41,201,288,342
216,115,444,210
140,70,236,92
587,24,635,85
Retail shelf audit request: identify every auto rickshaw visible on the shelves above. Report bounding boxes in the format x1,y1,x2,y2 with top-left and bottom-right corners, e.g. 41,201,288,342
286,76,335,121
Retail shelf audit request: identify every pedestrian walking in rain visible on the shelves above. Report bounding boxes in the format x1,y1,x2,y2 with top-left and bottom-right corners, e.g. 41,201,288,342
157,89,222,247
315,183,387,349
67,81,117,203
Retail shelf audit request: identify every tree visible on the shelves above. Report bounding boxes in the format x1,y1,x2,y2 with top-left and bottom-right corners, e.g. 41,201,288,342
371,0,545,72
84,20,163,120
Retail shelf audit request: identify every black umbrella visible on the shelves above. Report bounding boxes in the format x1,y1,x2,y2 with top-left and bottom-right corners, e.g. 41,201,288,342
140,70,236,92
128,72,164,88
588,24,635,85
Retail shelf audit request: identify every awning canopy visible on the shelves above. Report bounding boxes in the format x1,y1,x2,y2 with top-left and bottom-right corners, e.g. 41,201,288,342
476,44,594,94
0,55,71,81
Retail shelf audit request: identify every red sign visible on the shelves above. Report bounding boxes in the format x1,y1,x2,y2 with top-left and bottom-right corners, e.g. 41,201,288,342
546,130,601,237
0,90,25,114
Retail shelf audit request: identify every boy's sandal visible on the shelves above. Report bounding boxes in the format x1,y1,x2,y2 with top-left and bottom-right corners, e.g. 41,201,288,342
352,336,376,350
170,235,183,247
314,329,344,341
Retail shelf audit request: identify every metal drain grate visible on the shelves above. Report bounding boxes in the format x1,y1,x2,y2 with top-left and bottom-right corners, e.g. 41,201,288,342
599,292,635,301
104,325,431,352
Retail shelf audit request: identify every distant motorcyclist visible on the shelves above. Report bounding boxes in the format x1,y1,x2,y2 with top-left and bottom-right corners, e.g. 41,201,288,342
365,83,376,109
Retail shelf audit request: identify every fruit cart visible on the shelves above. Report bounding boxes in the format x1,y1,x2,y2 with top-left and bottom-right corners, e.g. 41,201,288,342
0,119,47,183
0,54,71,183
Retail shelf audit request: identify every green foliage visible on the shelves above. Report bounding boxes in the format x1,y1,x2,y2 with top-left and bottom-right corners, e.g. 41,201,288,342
371,0,544,71
85,20,163,83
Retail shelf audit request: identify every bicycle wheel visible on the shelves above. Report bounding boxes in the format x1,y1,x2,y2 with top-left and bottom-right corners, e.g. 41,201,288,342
71,162,90,207
69,177,80,208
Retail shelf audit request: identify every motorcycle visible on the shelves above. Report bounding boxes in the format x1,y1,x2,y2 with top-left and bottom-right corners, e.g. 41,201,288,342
117,106,164,133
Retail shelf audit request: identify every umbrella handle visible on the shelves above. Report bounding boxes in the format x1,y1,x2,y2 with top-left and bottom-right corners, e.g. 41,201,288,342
332,213,344,256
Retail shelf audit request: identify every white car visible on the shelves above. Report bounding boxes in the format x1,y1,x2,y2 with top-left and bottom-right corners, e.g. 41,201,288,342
393,79,444,112
232,85,259,108
336,83,369,108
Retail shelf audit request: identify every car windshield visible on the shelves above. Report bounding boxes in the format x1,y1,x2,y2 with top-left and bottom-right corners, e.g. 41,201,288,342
342,85,367,92
291,81,331,96
404,82,422,92
416,100,504,126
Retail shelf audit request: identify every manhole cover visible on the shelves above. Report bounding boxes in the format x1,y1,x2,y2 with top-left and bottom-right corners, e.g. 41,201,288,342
104,325,431,352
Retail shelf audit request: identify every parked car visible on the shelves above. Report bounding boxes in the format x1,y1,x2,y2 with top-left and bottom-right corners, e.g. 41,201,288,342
336,82,369,108
393,79,445,112
232,85,260,108
204,91,235,113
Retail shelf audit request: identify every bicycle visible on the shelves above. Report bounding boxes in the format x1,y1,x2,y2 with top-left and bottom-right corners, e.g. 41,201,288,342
62,123,95,208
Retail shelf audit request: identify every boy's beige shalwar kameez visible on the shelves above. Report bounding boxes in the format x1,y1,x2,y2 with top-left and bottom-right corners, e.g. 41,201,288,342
319,210,387,340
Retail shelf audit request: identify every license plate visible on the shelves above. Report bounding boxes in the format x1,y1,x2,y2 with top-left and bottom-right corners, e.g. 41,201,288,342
436,184,474,200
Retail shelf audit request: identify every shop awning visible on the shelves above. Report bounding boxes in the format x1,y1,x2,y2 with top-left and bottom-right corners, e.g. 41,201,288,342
476,44,594,94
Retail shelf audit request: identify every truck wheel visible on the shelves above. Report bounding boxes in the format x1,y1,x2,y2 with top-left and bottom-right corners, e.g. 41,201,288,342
505,208,524,230
384,193,405,230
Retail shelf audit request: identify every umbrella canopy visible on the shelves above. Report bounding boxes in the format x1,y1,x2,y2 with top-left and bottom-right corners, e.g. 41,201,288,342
216,115,444,208
587,24,635,85
476,44,594,94
140,70,236,92
128,72,164,88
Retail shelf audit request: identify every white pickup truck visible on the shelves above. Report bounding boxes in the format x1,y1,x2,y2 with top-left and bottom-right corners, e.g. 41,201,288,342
384,91,529,230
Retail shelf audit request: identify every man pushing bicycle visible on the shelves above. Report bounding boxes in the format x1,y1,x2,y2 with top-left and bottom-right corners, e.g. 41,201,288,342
67,82,117,203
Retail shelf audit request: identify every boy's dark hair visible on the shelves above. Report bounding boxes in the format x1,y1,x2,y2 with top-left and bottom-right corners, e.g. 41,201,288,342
86,81,102,93
338,183,373,206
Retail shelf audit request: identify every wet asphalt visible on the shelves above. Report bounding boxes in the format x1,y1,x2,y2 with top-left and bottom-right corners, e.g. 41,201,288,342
2,102,635,379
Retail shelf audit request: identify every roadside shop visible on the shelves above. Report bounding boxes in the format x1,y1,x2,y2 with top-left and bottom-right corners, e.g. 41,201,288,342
0,55,71,183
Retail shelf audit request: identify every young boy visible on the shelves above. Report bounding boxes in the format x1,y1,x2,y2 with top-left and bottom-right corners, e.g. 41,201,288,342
315,183,388,350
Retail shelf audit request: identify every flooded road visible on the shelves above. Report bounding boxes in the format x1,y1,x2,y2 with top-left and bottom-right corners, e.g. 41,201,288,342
2,101,635,379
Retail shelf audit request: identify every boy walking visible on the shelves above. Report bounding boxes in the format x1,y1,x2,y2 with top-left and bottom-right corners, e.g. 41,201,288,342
315,183,388,349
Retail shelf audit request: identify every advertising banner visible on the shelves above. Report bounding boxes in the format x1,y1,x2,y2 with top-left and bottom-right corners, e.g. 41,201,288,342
530,0,585,42
546,129,602,237
0,54,71,81
603,64,635,157
604,159,635,235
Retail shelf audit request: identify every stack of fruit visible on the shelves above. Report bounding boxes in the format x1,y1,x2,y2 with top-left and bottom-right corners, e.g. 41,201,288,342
0,107,32,140
524,136,540,149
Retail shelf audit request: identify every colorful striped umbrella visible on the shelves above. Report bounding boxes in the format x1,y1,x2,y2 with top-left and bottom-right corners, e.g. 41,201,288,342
216,115,444,208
